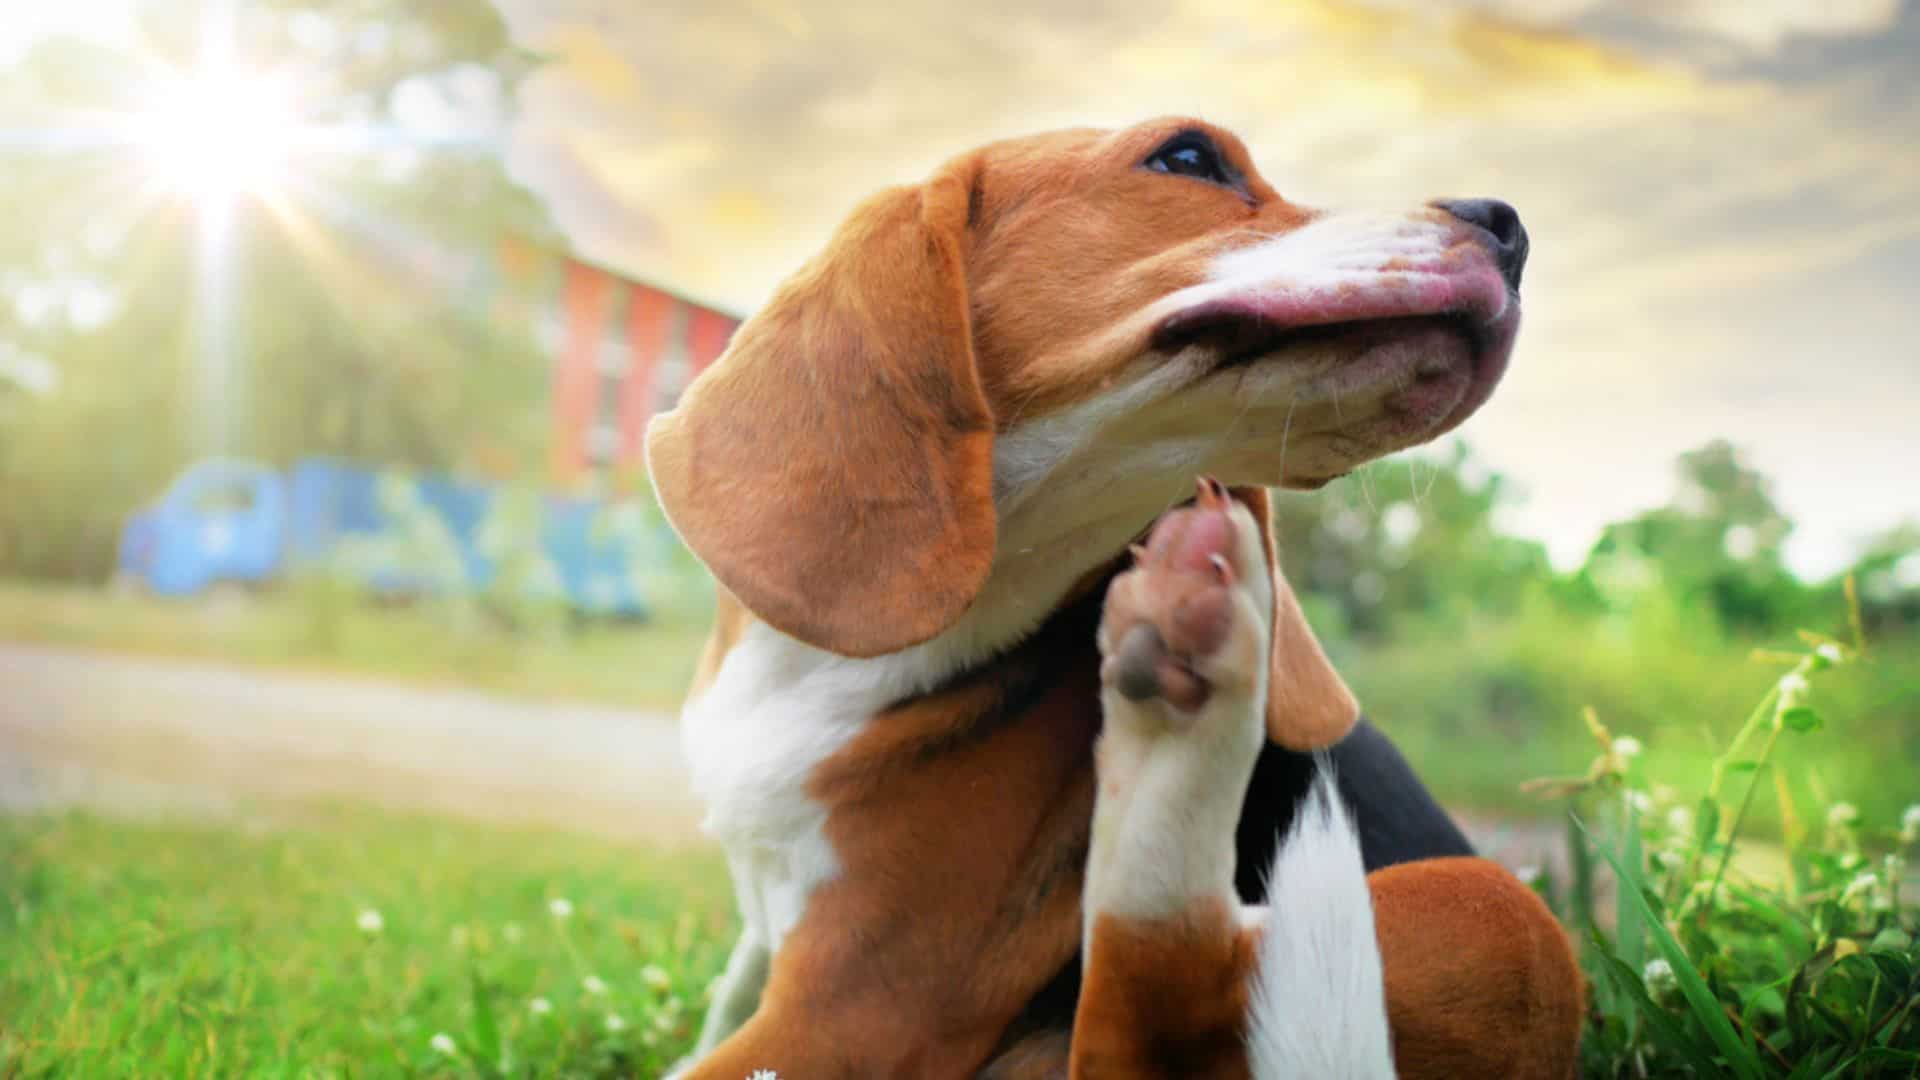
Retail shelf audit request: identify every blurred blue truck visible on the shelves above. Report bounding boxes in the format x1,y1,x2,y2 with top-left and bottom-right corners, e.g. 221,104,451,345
115,457,655,618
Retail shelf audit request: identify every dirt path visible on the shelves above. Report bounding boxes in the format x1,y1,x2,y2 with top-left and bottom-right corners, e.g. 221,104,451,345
0,642,706,842
0,641,1575,871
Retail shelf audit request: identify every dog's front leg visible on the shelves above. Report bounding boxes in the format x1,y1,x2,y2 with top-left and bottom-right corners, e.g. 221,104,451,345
1071,480,1279,1078
668,877,770,1080
692,928,769,1052
665,928,767,1078
1071,480,1395,1079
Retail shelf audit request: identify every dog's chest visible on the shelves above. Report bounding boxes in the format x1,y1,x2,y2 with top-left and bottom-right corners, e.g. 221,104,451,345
679,624,937,951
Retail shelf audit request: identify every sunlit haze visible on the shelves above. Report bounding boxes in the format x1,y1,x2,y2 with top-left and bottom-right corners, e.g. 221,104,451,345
8,0,1918,577
137,64,295,203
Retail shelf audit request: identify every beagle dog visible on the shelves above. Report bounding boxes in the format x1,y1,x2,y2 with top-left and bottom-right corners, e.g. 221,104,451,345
646,117,1583,1077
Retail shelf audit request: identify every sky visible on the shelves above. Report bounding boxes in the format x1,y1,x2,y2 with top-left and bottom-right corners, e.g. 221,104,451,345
486,0,1919,576
10,0,1916,576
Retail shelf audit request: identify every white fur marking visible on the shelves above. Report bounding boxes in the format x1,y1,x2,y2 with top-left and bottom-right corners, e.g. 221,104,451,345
1083,501,1272,932
1245,768,1396,1079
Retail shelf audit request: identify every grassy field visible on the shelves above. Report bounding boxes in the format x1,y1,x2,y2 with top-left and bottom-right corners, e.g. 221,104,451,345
0,804,734,1077
0,579,709,712
1333,603,1920,829
1,584,1915,1075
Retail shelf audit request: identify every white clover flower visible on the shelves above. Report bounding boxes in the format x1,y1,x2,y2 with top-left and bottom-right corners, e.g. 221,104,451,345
1901,805,1920,845
529,997,552,1016
429,1033,458,1056
1513,865,1542,886
503,921,525,944
1642,957,1675,993
1666,806,1694,837
1657,849,1686,870
1827,802,1860,830
356,909,384,935
748,1071,780,1080
1778,672,1810,700
548,898,574,920
1625,790,1654,816
641,964,672,992
1841,872,1879,906
1816,643,1845,665
582,974,609,996
1611,736,1643,761
604,1013,627,1033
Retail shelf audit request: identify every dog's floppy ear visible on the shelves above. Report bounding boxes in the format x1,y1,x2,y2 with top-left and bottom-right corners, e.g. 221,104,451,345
645,160,995,658
1231,487,1359,751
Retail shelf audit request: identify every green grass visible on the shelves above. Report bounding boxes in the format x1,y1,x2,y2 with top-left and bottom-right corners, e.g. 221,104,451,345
0,804,734,1077
1333,601,1920,829
0,579,709,711
1534,631,1920,1076
2,578,1916,1076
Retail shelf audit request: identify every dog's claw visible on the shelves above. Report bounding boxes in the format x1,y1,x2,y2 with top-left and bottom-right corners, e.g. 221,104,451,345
1102,483,1259,711
1208,552,1234,585
1195,474,1229,511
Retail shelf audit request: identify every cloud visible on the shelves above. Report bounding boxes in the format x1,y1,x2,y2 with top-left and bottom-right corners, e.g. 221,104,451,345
1357,0,1905,55
493,0,1920,574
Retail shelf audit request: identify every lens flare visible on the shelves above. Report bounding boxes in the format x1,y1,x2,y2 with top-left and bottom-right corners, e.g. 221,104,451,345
137,64,295,203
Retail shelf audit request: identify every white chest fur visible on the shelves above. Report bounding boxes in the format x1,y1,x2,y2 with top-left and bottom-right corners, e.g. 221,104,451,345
681,624,877,951
681,618,1022,951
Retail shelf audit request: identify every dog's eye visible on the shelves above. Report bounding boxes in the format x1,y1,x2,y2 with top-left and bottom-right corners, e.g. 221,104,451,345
1143,133,1232,186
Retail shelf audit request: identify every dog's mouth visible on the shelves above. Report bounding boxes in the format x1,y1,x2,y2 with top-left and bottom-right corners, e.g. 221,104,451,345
1149,279,1519,441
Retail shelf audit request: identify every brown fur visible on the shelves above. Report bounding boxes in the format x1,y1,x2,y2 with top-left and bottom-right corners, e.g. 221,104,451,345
1071,902,1258,1080
658,117,1580,1077
1068,858,1584,1079
1371,857,1586,1079
683,584,1109,1079
646,167,997,658
649,120,1329,662
1231,486,1359,750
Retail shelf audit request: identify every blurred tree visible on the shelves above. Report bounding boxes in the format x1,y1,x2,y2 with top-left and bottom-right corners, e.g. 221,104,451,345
0,0,558,580
1580,440,1806,631
1847,522,1920,637
1271,441,1552,640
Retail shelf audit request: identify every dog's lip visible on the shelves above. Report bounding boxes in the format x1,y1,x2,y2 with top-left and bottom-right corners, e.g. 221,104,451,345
1149,268,1519,432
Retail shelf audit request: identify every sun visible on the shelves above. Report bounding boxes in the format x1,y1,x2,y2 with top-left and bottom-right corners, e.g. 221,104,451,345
136,63,297,204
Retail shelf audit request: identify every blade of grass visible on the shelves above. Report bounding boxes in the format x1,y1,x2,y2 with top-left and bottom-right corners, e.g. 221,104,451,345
1617,798,1647,1043
469,966,504,1079
1575,814,1767,1080
1590,946,1724,1076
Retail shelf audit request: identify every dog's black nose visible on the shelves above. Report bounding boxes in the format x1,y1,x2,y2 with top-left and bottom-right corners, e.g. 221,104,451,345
1434,198,1528,291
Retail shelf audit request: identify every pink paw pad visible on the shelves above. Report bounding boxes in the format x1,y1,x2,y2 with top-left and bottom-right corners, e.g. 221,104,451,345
1101,476,1249,711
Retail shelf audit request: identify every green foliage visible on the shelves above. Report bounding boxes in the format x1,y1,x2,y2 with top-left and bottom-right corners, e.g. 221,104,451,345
1536,630,1920,1077
1272,442,1553,639
1579,441,1810,632
0,0,558,580
0,805,733,1076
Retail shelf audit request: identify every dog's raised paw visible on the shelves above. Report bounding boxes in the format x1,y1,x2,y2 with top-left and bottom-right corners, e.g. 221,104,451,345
1099,476,1269,713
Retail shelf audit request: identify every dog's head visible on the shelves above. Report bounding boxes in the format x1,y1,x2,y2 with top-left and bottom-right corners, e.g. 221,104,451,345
648,117,1525,746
